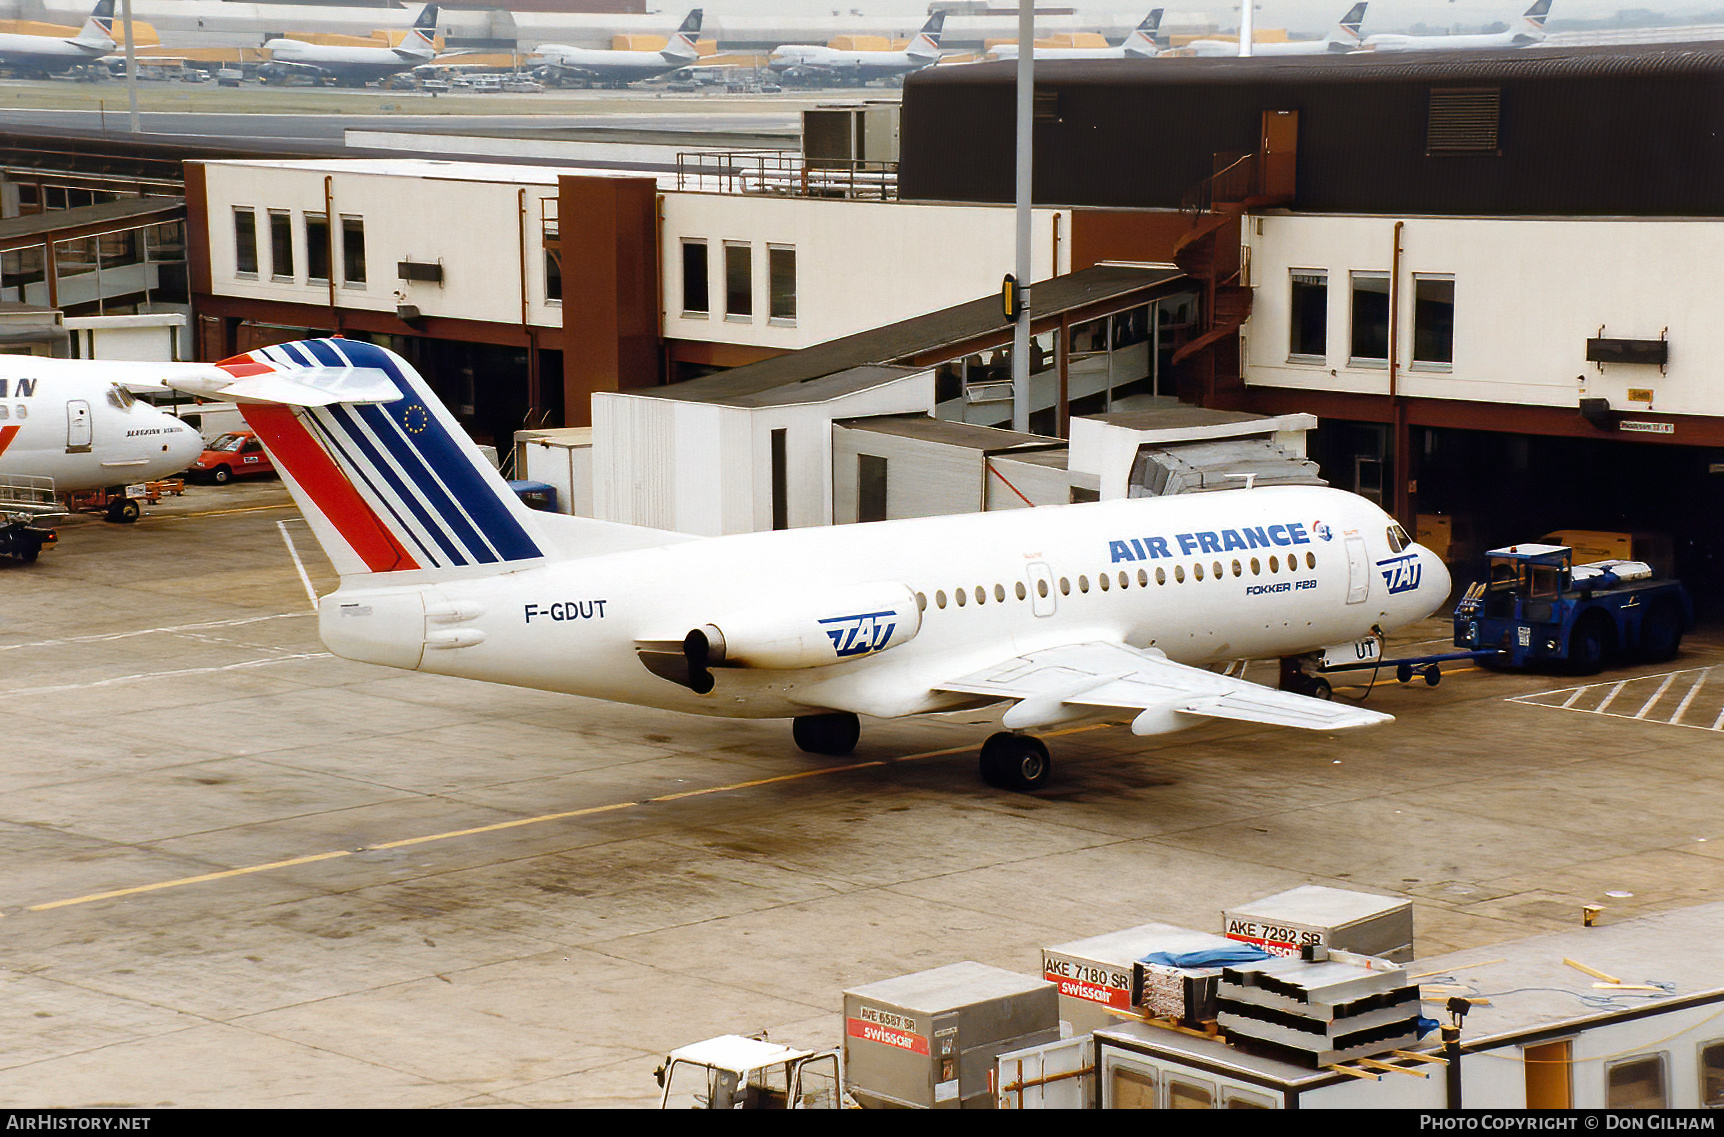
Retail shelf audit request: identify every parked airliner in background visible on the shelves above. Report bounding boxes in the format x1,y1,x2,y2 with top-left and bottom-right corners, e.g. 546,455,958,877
532,9,701,87
1181,3,1367,57
0,0,114,77
260,4,439,87
769,12,945,83
989,10,1161,62
0,356,204,494
1364,0,1551,51
166,339,1450,791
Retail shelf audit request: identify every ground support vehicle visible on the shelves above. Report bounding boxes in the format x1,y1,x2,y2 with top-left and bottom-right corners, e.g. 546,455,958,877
655,1035,842,1109
189,430,274,484
64,478,184,523
0,474,62,561
1452,543,1692,671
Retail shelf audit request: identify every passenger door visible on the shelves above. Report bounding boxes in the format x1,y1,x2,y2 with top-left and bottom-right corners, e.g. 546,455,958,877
66,399,92,453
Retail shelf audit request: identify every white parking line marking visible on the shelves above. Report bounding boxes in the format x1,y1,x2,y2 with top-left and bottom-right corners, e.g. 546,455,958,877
1510,667,1724,733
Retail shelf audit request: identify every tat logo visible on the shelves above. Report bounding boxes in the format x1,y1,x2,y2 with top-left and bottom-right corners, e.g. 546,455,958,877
1313,521,1334,542
819,610,899,657
1378,552,1423,594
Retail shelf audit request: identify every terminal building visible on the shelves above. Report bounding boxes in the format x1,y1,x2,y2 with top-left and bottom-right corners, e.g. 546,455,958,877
3,39,1724,602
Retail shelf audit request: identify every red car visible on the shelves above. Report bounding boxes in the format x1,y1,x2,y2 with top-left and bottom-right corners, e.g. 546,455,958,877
192,431,275,484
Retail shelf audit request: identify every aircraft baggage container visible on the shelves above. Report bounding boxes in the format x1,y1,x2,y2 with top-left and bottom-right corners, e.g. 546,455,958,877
843,961,1059,1108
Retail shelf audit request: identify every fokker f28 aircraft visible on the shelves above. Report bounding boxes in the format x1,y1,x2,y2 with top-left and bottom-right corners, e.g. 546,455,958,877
532,9,701,88
1364,0,1551,52
989,10,1162,62
0,0,115,77
167,339,1450,791
260,4,439,87
768,12,946,84
0,356,204,510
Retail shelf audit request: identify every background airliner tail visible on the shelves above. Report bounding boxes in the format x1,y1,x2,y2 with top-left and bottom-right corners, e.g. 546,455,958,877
399,4,438,55
906,11,946,60
1330,2,1368,50
1518,0,1553,39
661,9,703,62
72,0,116,48
1123,9,1163,56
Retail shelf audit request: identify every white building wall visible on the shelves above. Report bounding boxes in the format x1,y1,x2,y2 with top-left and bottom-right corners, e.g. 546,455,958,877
199,161,563,329
661,194,1073,352
1243,215,1724,417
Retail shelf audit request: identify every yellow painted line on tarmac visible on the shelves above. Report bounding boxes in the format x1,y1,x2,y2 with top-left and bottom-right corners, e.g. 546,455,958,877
20,726,1110,915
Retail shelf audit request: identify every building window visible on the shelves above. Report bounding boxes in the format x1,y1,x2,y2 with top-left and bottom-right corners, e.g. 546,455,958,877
1701,1041,1724,1108
268,210,293,280
545,248,562,303
1288,269,1327,361
233,208,257,276
1607,1055,1669,1109
725,241,752,321
1412,273,1454,369
1349,271,1390,366
768,244,796,325
681,239,708,317
858,454,887,523
305,213,329,283
341,215,366,286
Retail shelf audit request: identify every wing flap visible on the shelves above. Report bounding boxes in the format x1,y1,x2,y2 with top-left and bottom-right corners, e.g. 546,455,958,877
939,642,1391,733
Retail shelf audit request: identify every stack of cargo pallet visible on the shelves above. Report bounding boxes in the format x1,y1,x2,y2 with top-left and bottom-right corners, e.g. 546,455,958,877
1216,947,1423,1068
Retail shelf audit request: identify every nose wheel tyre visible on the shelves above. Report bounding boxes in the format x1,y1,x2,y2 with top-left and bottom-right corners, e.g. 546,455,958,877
979,732,1051,792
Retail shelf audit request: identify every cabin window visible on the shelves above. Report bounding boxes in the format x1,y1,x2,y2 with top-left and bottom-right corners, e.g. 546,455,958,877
768,244,796,325
1119,571,1129,589
724,241,752,321
974,586,986,605
1251,557,1262,575
233,208,258,276
1098,573,1110,591
1059,577,1071,595
1412,274,1455,369
935,590,947,609
1138,569,1149,587
1350,271,1390,366
1288,269,1327,362
1232,560,1242,577
305,213,330,283
1173,565,1185,584
1212,560,1223,579
1156,567,1166,585
955,587,967,607
681,239,708,317
1607,1054,1669,1109
341,215,367,286
1193,563,1204,582
1287,556,1298,574
0,406,7,420
1016,581,1027,600
915,592,926,611
1307,552,1318,568
994,584,1006,602
268,210,293,280
1078,575,1090,593
1036,579,1048,598
1269,556,1281,573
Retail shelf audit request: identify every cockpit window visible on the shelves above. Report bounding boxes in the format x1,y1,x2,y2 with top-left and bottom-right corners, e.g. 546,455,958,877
106,385,136,410
1386,524,1410,554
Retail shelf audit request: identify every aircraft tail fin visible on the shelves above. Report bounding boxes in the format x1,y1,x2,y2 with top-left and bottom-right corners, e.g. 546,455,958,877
662,8,703,62
1123,8,1163,56
401,4,438,54
1328,2,1368,50
72,0,116,48
906,11,946,60
185,338,555,579
1518,0,1553,39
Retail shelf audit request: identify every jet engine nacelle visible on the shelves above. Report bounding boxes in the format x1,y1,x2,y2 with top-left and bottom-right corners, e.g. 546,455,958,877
638,582,922,693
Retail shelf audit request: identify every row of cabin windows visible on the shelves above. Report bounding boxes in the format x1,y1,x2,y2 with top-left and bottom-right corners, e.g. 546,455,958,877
1288,269,1453,370
233,207,367,287
914,552,1320,612
681,239,796,326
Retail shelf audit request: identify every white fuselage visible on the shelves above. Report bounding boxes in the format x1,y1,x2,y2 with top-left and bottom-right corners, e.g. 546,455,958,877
532,44,689,84
264,38,432,83
0,360,204,492
1364,30,1538,52
768,44,937,81
321,485,1449,723
0,34,108,72
990,44,1151,61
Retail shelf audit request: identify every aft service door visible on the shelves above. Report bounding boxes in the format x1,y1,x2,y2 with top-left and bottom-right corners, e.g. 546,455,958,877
1345,534,1371,604
66,399,92,452
1028,561,1056,617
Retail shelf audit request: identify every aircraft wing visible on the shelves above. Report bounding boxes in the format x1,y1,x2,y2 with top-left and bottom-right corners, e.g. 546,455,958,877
937,642,1391,734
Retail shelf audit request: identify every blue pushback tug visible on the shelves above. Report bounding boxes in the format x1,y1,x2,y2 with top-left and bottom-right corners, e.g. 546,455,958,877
1452,544,1692,671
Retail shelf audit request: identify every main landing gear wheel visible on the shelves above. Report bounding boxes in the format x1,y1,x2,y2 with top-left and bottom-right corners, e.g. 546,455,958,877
105,498,141,523
979,732,1052,792
792,711,860,756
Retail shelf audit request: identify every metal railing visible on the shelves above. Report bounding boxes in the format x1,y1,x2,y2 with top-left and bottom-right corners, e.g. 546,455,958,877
0,474,65,520
676,151,898,201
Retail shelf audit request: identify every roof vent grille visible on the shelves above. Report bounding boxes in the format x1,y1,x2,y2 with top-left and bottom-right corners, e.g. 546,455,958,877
1427,87,1500,155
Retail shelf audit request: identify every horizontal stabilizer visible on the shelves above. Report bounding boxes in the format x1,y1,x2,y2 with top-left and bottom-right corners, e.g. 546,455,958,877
167,366,401,407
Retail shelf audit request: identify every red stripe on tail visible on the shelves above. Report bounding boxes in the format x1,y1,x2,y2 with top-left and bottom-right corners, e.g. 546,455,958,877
0,425,19,458
241,403,420,573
